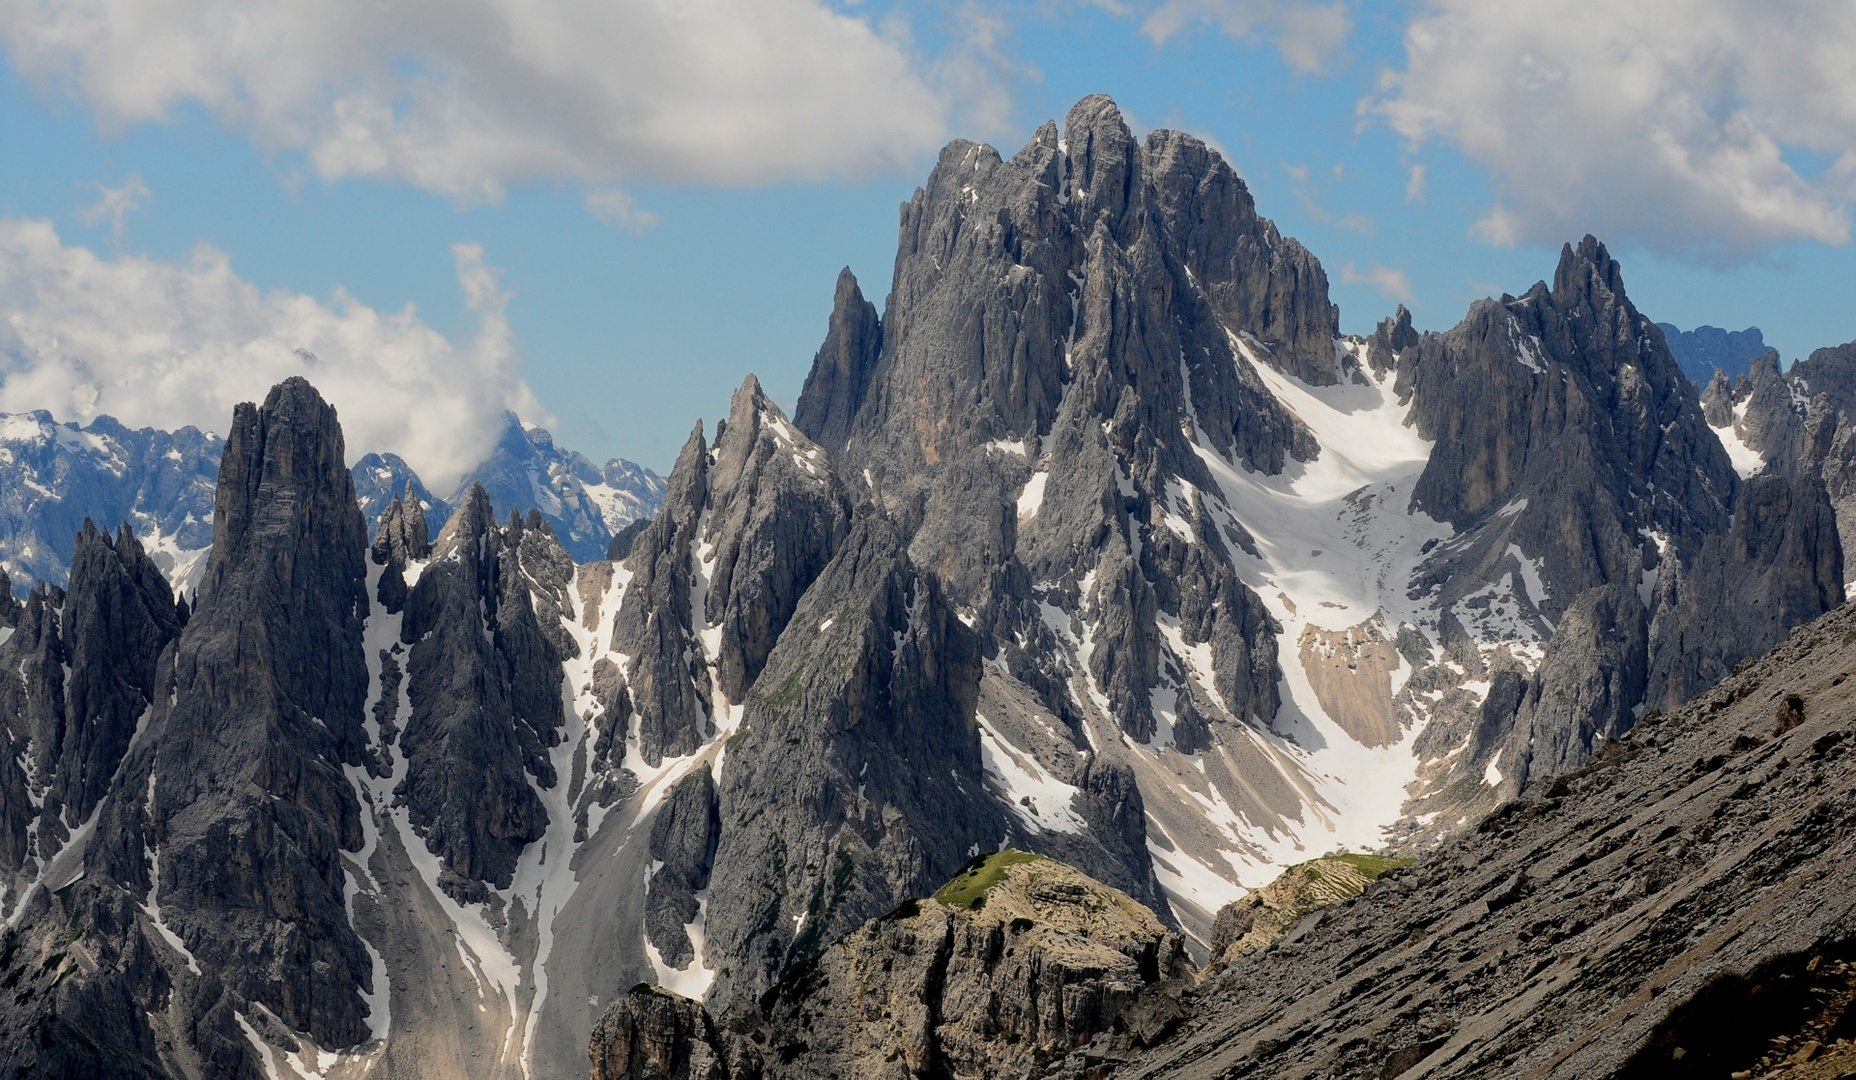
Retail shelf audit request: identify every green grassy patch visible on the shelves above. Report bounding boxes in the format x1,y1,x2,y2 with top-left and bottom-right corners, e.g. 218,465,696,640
1323,852,1415,880
933,850,1044,910
765,667,806,709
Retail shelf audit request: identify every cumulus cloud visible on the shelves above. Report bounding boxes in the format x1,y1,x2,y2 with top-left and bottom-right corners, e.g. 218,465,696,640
0,219,542,490
0,0,974,203
76,172,150,237
1140,0,1352,73
1339,260,1413,304
1369,0,1856,261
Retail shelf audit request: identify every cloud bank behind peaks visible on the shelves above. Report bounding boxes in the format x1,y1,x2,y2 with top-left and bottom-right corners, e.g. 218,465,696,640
0,220,541,491
0,0,957,202
1371,0,1856,262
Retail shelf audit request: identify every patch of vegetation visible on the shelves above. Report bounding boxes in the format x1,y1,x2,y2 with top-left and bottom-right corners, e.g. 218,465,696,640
933,850,1043,910
1009,917,1035,934
1324,853,1415,880
629,982,671,998
765,668,807,709
881,898,922,922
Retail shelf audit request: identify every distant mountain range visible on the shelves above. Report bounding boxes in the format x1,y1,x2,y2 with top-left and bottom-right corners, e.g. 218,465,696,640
0,408,663,595
1657,321,1769,383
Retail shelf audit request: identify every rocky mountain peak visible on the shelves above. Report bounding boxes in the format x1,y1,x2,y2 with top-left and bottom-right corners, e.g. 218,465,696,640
199,375,371,749
1064,93,1139,219
96,375,377,1053
1551,233,1628,304
1367,303,1419,372
793,267,882,456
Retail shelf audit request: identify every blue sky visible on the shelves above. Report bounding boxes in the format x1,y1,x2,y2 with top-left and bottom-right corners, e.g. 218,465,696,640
1,0,1852,478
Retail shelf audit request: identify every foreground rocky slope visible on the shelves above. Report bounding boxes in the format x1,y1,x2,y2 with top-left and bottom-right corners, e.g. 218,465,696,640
589,853,1191,1080
1112,597,1856,1079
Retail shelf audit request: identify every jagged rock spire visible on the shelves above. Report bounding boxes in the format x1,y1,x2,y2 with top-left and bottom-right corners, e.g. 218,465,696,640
794,267,881,455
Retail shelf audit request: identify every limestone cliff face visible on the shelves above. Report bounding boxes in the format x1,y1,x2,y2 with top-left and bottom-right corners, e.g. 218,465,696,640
700,511,1003,1004
396,487,569,897
590,854,1192,1080
613,378,852,770
1389,238,1841,805
0,522,183,894
0,378,383,1077
802,96,1309,744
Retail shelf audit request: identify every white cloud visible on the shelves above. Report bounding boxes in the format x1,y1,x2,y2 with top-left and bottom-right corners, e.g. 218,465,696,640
1340,260,1413,304
1404,162,1426,203
0,219,542,491
584,189,658,232
0,0,973,203
1369,0,1856,261
1141,0,1351,74
76,171,150,237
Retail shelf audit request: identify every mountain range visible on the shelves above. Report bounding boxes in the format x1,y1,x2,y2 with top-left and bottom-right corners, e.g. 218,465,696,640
2,94,1854,1080
0,408,664,598
1655,323,1769,385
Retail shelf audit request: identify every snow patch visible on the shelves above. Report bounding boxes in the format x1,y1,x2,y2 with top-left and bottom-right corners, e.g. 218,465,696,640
1714,400,1765,479
976,714,1085,834
1016,472,1048,518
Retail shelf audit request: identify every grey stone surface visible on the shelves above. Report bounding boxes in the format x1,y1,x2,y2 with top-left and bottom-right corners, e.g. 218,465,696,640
792,267,881,457
645,763,719,969
803,95,1304,754
613,379,850,769
700,509,1001,1005
1389,237,1840,804
610,421,714,768
0,378,380,1079
50,522,184,827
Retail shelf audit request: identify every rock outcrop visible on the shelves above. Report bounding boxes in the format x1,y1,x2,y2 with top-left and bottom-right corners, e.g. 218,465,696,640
700,510,1003,1003
1204,853,1411,962
612,377,852,770
591,853,1192,1080
0,377,382,1077
1390,237,1841,816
